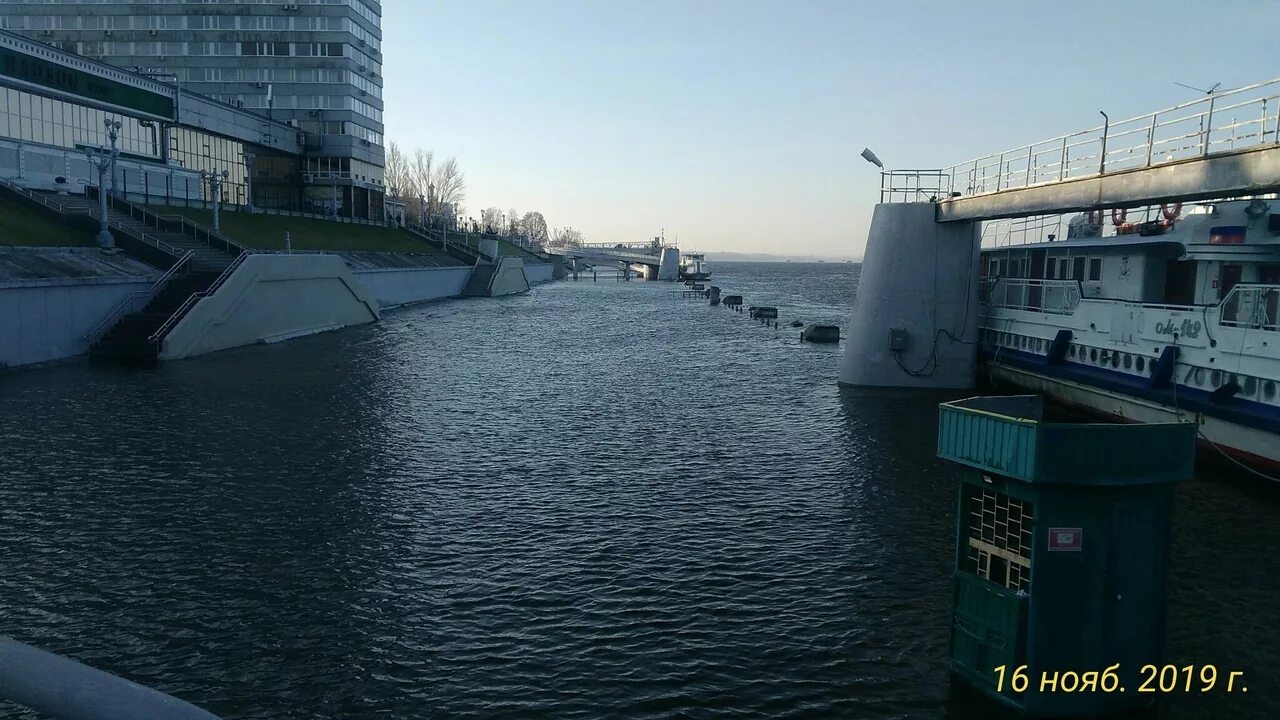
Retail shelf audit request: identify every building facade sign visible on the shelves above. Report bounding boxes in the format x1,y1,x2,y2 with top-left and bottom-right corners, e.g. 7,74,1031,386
0,45,175,120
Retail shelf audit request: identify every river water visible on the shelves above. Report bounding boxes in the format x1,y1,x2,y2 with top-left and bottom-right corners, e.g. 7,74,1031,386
1,262,1276,719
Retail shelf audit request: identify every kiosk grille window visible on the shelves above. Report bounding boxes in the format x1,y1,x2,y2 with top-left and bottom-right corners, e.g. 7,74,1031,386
964,487,1033,591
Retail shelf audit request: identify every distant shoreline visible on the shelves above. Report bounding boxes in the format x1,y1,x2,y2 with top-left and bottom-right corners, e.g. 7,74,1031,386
705,256,860,264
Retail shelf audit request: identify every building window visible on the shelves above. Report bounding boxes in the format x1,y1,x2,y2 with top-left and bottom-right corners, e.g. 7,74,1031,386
241,42,289,57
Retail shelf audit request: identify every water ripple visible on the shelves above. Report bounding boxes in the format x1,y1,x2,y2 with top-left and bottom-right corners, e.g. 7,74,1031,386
0,263,1277,719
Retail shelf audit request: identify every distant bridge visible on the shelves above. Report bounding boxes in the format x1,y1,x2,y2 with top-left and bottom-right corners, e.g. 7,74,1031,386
881,78,1280,222
559,241,671,269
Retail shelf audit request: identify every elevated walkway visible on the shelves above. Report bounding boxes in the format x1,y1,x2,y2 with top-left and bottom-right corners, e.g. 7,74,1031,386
884,78,1280,222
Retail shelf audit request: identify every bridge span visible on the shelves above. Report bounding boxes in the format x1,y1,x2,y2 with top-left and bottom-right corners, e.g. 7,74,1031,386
558,241,681,280
880,78,1280,222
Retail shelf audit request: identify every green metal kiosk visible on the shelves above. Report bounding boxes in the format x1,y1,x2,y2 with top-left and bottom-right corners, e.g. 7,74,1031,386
937,396,1196,718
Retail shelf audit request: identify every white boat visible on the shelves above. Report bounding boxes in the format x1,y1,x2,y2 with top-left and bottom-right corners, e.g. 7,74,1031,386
680,252,710,281
979,198,1280,474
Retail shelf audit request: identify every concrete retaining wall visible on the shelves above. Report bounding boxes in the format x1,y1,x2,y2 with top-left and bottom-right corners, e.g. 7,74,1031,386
160,253,380,361
0,247,159,368
1,275,153,368
352,265,471,308
524,262,554,286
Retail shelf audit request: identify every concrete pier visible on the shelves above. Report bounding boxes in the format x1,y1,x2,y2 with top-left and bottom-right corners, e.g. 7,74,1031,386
658,247,680,281
838,203,978,389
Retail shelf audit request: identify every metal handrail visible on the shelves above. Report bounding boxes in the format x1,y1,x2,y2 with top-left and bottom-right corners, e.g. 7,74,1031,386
148,250,250,344
83,250,194,345
0,636,221,720
107,194,250,256
0,177,92,216
939,77,1280,199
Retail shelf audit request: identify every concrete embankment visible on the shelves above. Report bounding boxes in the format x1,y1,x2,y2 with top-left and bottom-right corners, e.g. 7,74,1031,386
0,247,158,368
160,253,381,360
340,251,473,309
1,246,566,370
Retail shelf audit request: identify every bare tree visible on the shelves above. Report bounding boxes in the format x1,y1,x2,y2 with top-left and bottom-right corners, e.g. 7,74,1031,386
521,211,549,245
479,207,503,233
384,142,412,201
409,147,435,199
551,227,584,248
431,157,466,214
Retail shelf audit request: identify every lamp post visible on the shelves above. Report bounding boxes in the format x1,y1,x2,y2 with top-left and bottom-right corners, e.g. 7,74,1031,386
104,119,122,197
202,169,229,234
242,151,256,212
84,141,120,249
418,193,425,226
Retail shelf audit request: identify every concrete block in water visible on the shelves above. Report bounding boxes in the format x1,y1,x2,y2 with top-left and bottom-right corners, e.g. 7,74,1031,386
838,202,978,388
801,324,840,343
749,306,778,320
722,295,743,306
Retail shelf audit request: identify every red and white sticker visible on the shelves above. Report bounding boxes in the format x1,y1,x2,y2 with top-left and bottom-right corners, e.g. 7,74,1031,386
1048,527,1083,552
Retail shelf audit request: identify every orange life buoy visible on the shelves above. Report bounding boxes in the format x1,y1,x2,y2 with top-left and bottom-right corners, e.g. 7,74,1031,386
1111,208,1127,225
1161,202,1182,220
1086,210,1102,228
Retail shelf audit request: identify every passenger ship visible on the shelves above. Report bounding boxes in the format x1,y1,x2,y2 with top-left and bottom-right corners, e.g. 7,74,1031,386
979,198,1280,473
680,252,711,281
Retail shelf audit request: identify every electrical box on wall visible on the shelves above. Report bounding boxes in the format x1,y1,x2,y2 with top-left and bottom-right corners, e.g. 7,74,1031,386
888,328,909,351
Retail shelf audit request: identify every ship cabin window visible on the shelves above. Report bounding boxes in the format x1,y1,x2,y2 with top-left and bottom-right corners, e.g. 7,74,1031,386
1073,257,1086,282
1088,258,1102,282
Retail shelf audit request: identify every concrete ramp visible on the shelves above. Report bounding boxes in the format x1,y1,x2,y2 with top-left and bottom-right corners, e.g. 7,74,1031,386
160,253,380,360
462,257,530,297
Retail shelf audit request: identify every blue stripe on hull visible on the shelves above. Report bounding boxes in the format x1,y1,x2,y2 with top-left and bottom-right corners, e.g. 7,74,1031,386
982,346,1280,435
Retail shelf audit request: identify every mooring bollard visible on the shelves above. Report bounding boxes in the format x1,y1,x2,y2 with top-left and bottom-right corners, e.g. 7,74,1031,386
936,396,1195,718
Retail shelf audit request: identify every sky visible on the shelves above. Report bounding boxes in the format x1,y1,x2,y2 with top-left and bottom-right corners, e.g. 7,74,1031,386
382,0,1279,259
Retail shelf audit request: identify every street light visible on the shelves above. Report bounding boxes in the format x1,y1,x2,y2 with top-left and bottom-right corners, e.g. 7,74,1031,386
860,148,884,169
104,118,122,197
242,151,256,212
84,135,121,249
202,169,230,233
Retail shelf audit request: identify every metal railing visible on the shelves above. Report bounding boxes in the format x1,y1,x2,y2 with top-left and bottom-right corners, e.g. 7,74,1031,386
83,250,194,345
939,78,1280,198
982,278,1082,315
0,177,92,216
104,193,250,256
148,250,250,344
1218,283,1280,331
880,169,950,203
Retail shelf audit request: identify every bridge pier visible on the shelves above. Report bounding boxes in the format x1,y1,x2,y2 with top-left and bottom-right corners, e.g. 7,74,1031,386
658,247,680,281
838,202,979,389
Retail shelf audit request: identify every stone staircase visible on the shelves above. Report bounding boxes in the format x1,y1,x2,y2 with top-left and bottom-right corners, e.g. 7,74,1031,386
90,269,221,366
0,184,252,366
461,262,496,296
